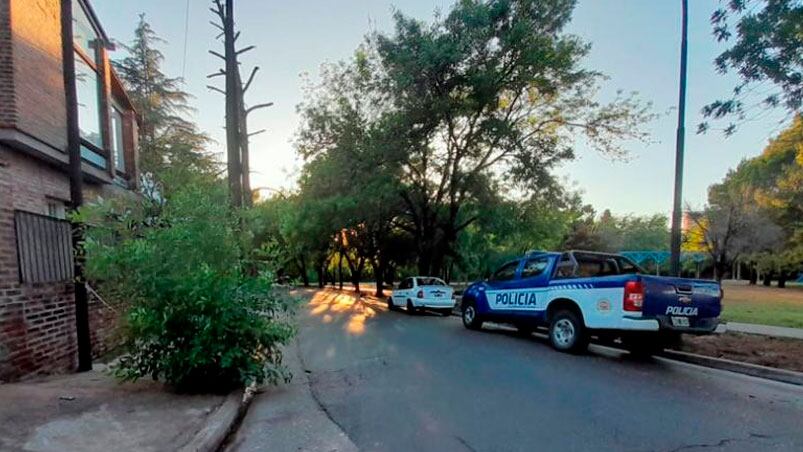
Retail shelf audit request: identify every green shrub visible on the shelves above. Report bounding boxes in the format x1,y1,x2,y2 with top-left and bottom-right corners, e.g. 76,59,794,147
76,174,295,392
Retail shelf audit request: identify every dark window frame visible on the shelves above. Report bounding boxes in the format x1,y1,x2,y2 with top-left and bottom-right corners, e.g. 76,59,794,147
521,256,550,279
490,260,520,282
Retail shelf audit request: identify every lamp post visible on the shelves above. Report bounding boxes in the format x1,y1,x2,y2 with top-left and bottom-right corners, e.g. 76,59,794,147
670,0,689,276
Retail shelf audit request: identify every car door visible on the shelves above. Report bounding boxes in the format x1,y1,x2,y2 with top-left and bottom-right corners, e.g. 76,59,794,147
394,278,411,305
518,255,553,317
480,260,522,318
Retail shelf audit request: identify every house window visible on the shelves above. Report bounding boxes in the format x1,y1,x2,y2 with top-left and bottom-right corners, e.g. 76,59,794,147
111,106,125,173
76,52,106,168
73,1,107,169
46,200,67,220
75,55,102,148
72,1,99,57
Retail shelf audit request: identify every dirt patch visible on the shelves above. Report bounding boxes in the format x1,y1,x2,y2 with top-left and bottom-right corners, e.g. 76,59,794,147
675,332,803,373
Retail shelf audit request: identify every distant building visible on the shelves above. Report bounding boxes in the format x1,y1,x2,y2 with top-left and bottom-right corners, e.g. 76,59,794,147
0,0,139,380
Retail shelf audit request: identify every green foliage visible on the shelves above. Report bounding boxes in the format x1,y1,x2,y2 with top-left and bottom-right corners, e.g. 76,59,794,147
113,15,216,175
295,0,655,278
701,0,802,134
703,115,803,280
561,209,669,253
76,174,295,392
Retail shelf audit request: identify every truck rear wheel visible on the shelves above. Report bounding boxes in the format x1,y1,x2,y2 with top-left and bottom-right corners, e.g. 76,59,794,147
549,310,588,353
462,300,483,330
623,332,679,358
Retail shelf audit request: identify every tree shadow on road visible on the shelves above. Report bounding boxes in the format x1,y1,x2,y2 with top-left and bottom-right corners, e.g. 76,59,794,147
307,289,388,335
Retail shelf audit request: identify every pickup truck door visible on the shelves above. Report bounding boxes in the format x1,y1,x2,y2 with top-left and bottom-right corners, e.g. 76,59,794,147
480,260,522,317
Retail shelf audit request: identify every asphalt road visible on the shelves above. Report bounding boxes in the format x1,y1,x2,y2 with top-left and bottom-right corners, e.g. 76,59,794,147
264,289,803,451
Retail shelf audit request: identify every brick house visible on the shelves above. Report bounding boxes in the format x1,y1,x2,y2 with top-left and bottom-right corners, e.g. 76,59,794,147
0,0,139,381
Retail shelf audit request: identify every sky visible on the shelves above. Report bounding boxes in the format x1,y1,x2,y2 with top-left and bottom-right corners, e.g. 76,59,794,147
91,0,788,217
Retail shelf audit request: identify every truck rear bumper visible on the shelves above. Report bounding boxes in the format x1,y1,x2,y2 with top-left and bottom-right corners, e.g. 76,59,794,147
656,316,719,334
619,317,660,331
413,298,455,308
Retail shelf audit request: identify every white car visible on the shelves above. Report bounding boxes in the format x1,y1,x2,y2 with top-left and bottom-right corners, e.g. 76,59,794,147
388,277,455,316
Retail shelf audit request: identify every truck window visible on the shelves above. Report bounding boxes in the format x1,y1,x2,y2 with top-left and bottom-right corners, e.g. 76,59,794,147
572,252,642,277
521,257,549,278
554,253,575,279
417,277,446,286
614,256,643,274
490,261,519,282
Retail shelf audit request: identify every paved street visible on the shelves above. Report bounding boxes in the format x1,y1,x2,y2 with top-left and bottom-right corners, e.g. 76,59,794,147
236,289,803,451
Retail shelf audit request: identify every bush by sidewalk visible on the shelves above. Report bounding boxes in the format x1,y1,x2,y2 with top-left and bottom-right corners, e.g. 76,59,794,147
76,171,295,392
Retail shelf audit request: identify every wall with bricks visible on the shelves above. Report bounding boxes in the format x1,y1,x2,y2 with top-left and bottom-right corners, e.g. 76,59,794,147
0,145,75,381
0,145,120,381
0,0,17,129
8,0,67,151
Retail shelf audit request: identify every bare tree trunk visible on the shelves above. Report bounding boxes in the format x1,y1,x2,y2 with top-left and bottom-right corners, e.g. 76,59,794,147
298,256,309,287
239,96,252,207
338,253,343,290
373,258,385,298
778,271,787,289
748,263,758,285
223,0,242,208
316,262,325,288
762,271,772,287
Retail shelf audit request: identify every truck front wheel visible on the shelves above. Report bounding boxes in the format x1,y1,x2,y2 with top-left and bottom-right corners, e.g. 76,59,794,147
549,310,588,353
462,300,483,330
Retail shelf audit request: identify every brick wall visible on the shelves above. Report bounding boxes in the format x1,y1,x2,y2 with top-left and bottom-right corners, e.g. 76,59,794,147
0,0,17,128
8,0,67,151
0,145,120,382
0,145,74,380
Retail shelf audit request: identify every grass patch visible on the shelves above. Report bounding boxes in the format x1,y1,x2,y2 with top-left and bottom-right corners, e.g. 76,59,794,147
720,282,803,329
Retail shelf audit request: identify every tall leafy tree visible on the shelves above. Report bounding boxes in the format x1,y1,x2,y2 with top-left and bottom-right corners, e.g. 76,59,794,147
704,115,803,284
114,15,214,175
372,0,654,275
701,0,802,134
297,49,412,294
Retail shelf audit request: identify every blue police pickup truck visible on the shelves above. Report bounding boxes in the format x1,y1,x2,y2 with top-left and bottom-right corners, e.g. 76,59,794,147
460,250,722,354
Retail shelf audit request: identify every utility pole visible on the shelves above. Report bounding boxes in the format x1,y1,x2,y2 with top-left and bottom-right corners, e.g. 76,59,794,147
209,0,272,208
670,0,689,277
60,0,92,371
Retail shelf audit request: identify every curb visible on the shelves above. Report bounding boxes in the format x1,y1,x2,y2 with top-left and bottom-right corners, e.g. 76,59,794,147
179,386,256,452
442,312,803,387
658,349,803,386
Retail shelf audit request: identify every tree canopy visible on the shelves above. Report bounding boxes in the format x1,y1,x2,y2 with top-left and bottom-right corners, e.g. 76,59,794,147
114,15,216,176
701,0,803,134
292,0,654,283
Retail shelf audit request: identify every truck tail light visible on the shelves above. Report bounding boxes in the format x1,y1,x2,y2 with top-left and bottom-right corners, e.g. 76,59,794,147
623,280,644,312
417,290,424,299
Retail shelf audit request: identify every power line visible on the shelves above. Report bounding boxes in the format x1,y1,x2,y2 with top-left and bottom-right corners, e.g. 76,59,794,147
181,0,190,80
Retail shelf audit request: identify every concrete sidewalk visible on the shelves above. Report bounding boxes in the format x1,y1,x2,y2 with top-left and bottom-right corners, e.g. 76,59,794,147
726,322,803,340
0,365,240,452
225,340,358,452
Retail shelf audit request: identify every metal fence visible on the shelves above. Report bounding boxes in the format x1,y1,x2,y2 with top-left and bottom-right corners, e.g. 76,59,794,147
14,210,74,284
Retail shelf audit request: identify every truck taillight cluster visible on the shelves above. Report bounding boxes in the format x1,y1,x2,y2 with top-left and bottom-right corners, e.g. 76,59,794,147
623,280,644,312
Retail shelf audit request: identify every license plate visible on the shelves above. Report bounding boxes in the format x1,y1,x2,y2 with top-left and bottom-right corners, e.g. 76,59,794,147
671,316,690,327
